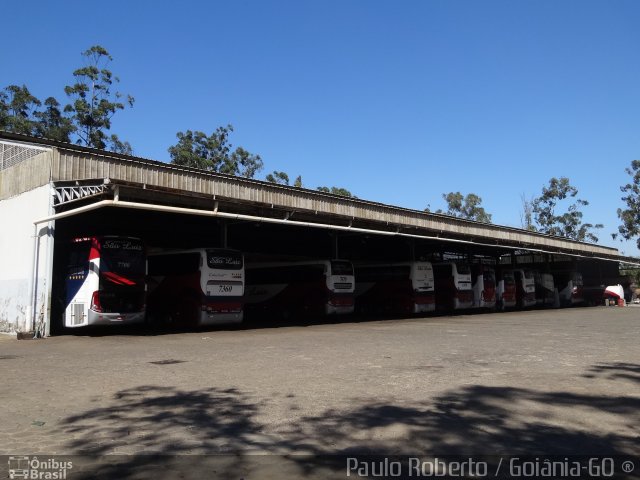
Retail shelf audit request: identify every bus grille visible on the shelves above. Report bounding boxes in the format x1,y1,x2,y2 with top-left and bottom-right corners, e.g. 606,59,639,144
72,303,86,326
334,283,353,290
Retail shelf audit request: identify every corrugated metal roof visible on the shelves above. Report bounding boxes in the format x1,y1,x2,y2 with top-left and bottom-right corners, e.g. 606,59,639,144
1,130,635,263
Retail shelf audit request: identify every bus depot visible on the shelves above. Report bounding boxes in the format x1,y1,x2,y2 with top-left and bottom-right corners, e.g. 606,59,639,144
1,131,637,337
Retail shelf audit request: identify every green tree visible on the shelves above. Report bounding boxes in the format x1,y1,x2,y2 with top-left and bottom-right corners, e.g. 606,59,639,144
0,85,41,135
168,126,263,178
0,89,6,129
266,171,290,185
33,97,74,142
64,45,134,152
265,171,303,187
532,177,602,243
616,159,640,248
520,193,536,231
620,266,640,286
231,146,263,178
317,186,355,198
431,192,492,223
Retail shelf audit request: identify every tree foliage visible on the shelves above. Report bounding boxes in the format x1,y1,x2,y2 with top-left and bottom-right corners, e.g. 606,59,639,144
531,177,602,243
0,85,41,135
1,45,132,152
263,170,350,195
64,45,134,153
0,86,74,142
430,192,492,223
317,186,355,198
168,126,263,178
519,193,536,231
616,160,640,247
620,266,640,286
265,171,303,187
33,97,75,142
266,171,290,185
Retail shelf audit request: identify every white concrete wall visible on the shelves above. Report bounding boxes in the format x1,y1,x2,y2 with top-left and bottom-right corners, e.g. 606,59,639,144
0,184,53,333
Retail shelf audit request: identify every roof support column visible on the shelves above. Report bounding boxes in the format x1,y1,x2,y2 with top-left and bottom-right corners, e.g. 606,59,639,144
331,232,339,259
221,221,228,249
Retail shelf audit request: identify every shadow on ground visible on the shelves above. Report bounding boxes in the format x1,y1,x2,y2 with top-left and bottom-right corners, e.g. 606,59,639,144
60,363,640,479
584,362,640,385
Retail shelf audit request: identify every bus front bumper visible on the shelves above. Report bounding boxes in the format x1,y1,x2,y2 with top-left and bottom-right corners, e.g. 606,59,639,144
198,311,243,325
477,300,496,309
87,310,146,326
453,298,473,310
414,303,436,314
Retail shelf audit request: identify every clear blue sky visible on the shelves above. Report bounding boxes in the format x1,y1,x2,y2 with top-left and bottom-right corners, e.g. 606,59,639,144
3,0,640,254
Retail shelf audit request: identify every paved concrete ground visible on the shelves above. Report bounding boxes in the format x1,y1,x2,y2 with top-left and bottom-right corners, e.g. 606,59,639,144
0,306,638,478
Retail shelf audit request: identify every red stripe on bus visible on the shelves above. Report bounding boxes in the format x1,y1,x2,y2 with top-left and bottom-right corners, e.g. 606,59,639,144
101,271,136,286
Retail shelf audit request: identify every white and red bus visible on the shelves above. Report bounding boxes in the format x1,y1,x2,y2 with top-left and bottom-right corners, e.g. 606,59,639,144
354,261,435,315
514,269,537,308
603,284,625,304
534,271,556,307
433,262,473,311
244,259,355,319
496,269,517,310
471,264,496,310
64,236,146,328
147,248,244,326
555,271,584,307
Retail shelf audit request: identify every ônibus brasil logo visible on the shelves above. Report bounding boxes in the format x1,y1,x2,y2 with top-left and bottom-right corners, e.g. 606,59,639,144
8,456,73,479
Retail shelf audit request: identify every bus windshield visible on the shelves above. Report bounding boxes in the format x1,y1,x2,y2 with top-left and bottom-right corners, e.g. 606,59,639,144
331,261,354,276
101,238,145,276
456,264,471,275
483,271,496,286
207,249,243,270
